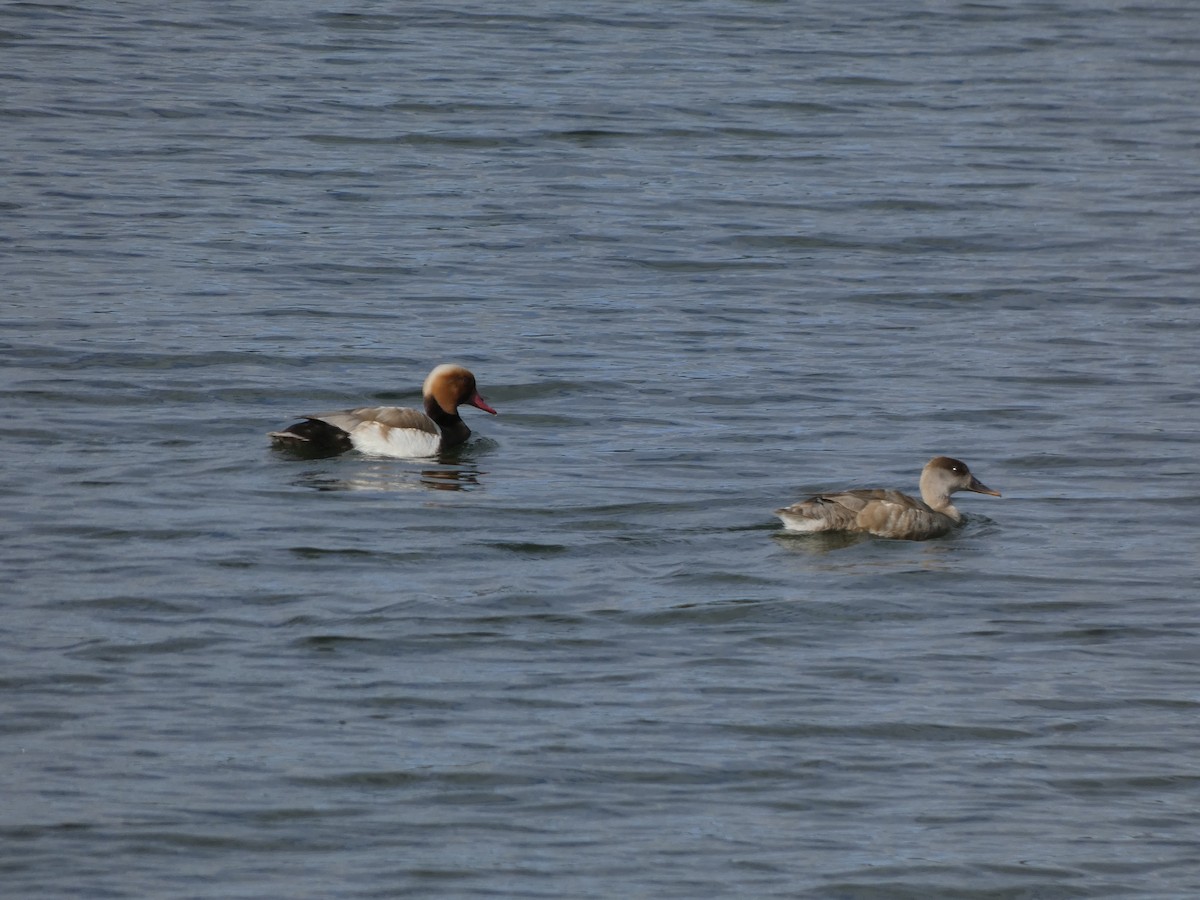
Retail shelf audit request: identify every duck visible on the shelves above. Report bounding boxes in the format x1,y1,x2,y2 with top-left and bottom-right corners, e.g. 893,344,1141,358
269,364,496,458
775,456,1000,541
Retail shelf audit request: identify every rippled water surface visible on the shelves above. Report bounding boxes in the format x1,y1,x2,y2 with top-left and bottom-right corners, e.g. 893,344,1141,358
4,2,1200,897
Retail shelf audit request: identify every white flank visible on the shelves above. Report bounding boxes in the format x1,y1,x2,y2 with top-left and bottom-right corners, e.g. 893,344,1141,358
775,512,826,533
350,422,441,459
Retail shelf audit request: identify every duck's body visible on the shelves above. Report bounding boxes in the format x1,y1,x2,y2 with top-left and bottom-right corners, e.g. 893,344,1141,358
775,456,1000,541
269,364,496,459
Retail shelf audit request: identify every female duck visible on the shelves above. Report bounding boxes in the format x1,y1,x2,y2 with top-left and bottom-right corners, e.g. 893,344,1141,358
775,456,1000,541
269,364,496,458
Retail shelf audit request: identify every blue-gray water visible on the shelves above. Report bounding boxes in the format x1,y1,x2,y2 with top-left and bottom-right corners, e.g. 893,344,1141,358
4,2,1200,897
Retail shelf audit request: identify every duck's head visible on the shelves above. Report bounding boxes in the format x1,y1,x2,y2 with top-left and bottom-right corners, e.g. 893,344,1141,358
920,456,1001,505
423,364,497,416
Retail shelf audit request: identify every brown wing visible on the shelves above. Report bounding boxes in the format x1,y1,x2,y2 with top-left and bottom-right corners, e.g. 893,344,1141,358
855,498,954,540
307,406,438,436
777,489,927,534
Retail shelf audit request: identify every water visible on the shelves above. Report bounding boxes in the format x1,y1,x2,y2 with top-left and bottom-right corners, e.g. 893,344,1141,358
4,2,1200,897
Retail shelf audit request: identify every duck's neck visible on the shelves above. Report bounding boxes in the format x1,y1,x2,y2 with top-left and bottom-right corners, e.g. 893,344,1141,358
918,477,959,519
425,397,470,449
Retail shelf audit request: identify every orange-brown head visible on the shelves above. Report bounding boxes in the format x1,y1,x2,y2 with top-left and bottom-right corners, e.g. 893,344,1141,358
422,364,497,417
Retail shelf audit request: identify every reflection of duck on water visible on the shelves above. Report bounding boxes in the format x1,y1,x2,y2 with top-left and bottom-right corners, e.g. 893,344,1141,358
270,364,496,459
294,465,483,493
775,456,1001,541
421,468,481,491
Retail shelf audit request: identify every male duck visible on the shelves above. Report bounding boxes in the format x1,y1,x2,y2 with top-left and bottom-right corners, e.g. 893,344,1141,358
775,456,1000,541
269,364,496,458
